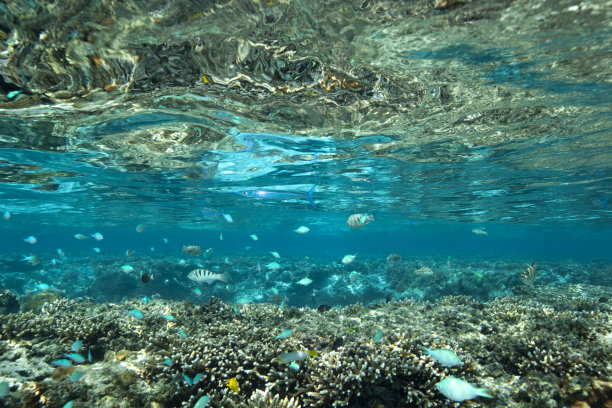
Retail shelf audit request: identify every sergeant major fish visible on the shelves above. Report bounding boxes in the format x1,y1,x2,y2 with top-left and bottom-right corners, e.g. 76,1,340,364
188,269,229,284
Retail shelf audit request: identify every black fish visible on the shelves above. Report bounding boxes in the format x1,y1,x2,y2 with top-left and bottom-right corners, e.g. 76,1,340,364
141,273,153,283
317,304,331,313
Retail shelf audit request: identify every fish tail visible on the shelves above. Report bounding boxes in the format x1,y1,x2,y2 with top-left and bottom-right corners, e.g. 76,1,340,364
306,184,317,209
477,387,493,398
218,273,229,282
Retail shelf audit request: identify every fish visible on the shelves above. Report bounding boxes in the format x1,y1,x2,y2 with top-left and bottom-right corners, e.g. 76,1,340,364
372,330,384,343
346,213,376,229
202,207,233,223
0,381,8,397
275,329,293,339
386,253,402,263
236,184,317,209
24,236,37,244
277,350,318,363
150,247,155,252
294,226,310,234
3,210,10,220
120,265,134,273
182,245,203,256
62,401,74,408
288,362,300,370
250,234,259,241
192,288,202,296
90,232,104,241
20,255,40,265
71,340,82,352
74,233,88,240
92,247,101,253
7,90,21,99
414,266,434,276
297,277,313,286
178,328,187,338
471,228,488,236
52,359,73,368
57,248,65,257
161,314,175,321
227,377,239,393
162,359,173,366
136,224,146,232
35,283,51,291
188,269,229,284
317,304,331,313
270,251,280,259
222,213,233,223
88,349,92,363
183,374,193,386
521,262,536,285
127,309,144,320
219,232,223,241
436,377,492,402
70,371,86,382
125,249,134,256
342,254,357,265
163,238,168,244
194,395,210,408
266,261,281,270
141,273,153,283
178,259,186,266
51,258,57,266
193,373,203,384
421,347,462,367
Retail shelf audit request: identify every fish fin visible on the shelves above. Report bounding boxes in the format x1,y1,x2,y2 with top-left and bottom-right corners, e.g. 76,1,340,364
477,388,493,398
306,184,317,209
218,273,229,282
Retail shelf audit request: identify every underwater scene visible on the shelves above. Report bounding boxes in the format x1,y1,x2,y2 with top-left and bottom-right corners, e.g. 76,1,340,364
0,0,611,407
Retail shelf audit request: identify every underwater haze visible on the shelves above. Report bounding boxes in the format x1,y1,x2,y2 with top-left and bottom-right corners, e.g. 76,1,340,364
0,1,611,407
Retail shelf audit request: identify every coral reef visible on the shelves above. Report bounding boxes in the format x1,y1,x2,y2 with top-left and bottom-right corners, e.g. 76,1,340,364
0,284,609,407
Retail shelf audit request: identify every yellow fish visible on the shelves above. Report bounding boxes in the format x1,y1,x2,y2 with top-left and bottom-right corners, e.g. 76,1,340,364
227,377,239,393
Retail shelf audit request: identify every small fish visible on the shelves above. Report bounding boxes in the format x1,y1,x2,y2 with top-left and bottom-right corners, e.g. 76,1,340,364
0,381,9,397
20,255,40,265
24,236,37,244
2,210,10,220
64,353,86,363
51,258,57,266
227,377,239,393
88,349,92,363
192,288,202,296
346,213,376,229
71,340,82,352
297,277,313,286
317,304,331,313
125,249,134,256
141,273,153,283
342,254,357,265
52,359,73,368
178,259,186,266
90,232,104,241
62,401,74,408
414,266,434,276
194,395,210,408
188,269,229,284
277,350,318,363
222,213,233,223
372,330,384,343
150,247,155,252
183,374,193,386
70,371,86,382
57,248,64,256
7,90,21,99
521,262,536,285
193,373,203,384
236,184,317,209
177,328,187,338
250,234,259,241
471,228,488,236
162,359,173,366
92,247,101,253
294,226,310,234
266,261,281,270
270,251,280,259
386,253,402,263
233,306,239,315
288,362,300,370
74,233,88,240
219,232,223,241
163,238,168,244
275,329,293,339
127,309,144,320
224,256,230,264
436,377,492,402
35,283,51,291
121,265,134,273
182,245,203,256
161,314,175,321
136,223,147,232
421,347,462,367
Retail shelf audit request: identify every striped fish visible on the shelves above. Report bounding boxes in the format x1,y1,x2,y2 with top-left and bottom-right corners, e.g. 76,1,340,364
188,269,228,284
521,262,536,285
182,245,203,256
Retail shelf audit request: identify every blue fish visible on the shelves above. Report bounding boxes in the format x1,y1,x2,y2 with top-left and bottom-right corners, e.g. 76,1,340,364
161,314,175,321
177,328,187,338
62,401,74,408
275,329,292,339
64,353,86,364
127,309,144,320
194,395,210,408
71,340,82,352
182,374,193,386
52,359,72,368
70,371,86,382
162,359,173,366
201,207,233,223
235,184,317,209
88,349,92,363
372,330,384,343
193,373,203,384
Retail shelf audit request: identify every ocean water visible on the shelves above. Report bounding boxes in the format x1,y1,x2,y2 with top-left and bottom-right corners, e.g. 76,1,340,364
0,1,611,407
